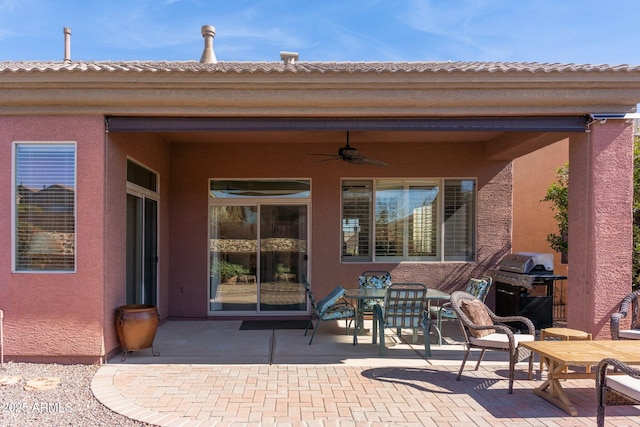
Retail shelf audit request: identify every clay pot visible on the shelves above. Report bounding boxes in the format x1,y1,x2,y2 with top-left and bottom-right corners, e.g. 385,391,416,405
115,304,159,360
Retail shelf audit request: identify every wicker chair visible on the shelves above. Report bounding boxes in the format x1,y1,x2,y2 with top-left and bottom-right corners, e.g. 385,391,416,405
303,280,357,345
450,290,534,393
610,291,640,340
372,283,430,357
596,358,640,427
430,276,492,345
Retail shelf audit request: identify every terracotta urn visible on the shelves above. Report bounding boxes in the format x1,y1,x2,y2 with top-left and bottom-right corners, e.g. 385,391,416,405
115,304,160,361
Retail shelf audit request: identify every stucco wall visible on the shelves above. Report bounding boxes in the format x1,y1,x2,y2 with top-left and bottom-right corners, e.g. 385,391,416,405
104,133,171,358
168,139,512,317
0,115,106,363
568,121,634,339
0,124,516,360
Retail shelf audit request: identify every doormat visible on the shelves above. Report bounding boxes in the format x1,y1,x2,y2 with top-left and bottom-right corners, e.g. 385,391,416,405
239,320,311,330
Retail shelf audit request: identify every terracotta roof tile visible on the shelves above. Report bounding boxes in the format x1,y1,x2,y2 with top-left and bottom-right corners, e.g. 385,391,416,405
0,60,639,74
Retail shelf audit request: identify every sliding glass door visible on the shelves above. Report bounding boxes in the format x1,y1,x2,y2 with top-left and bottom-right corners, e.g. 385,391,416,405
126,194,158,306
209,203,308,315
259,205,308,312
209,205,258,312
208,179,311,316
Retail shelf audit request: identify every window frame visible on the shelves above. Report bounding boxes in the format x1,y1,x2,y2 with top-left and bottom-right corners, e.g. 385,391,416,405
12,141,77,273
341,178,476,263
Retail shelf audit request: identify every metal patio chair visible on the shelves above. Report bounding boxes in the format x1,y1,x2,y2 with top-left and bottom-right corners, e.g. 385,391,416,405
372,283,430,356
357,270,392,316
450,290,534,394
303,279,357,345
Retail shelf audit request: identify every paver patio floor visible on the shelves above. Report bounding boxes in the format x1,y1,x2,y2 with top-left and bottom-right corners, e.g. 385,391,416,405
92,320,640,426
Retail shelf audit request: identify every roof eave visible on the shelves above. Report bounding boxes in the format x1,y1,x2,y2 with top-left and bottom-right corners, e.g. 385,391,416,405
1,61,640,116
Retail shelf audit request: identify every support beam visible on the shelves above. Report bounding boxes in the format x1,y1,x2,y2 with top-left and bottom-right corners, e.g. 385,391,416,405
105,116,587,133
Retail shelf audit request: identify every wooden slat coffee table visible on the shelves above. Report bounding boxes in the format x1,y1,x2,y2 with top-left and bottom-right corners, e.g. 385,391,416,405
520,340,640,416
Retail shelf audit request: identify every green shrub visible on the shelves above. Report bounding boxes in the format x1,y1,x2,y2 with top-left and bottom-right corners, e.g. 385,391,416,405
212,259,249,280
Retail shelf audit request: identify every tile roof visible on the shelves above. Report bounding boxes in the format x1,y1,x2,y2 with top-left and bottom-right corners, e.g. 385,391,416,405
0,60,638,74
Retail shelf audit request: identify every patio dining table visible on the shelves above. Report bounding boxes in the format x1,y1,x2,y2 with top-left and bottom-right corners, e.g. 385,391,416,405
344,288,386,335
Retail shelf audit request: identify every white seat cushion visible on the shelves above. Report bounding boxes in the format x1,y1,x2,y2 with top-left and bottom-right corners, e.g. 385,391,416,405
607,375,640,402
469,333,535,349
619,329,640,340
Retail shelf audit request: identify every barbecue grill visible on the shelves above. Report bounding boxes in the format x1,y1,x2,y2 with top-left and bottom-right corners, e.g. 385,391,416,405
491,252,567,330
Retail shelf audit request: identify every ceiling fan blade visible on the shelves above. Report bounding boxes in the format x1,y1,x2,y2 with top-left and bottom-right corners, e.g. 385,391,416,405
347,155,389,167
312,154,348,164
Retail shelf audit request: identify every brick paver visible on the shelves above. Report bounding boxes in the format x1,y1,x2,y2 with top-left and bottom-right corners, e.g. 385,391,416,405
90,320,640,426
92,362,640,426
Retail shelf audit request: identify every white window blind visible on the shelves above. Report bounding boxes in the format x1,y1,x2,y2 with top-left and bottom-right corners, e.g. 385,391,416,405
14,143,76,271
342,181,371,260
443,180,475,261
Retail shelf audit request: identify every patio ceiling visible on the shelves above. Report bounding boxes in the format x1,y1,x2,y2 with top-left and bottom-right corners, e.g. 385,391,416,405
148,131,575,160
149,130,502,145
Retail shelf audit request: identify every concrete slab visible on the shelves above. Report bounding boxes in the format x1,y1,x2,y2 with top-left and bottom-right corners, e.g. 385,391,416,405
108,318,522,368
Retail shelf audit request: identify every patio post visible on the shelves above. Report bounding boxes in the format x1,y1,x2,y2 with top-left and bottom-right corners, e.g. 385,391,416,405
567,119,634,339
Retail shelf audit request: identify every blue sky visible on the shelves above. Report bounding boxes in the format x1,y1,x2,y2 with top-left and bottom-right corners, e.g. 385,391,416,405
0,0,639,64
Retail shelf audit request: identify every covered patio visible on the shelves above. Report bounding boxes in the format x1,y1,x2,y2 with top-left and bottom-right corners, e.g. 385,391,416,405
1,55,640,363
90,319,640,425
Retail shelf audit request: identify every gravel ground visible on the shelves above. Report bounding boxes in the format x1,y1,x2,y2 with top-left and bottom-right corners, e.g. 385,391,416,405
0,362,153,427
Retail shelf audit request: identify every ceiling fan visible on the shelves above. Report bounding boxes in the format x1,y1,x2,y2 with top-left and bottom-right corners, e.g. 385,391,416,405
315,132,389,167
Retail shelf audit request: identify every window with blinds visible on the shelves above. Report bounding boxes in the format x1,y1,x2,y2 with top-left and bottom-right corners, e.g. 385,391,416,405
342,178,475,262
443,180,475,261
14,143,76,272
341,181,371,260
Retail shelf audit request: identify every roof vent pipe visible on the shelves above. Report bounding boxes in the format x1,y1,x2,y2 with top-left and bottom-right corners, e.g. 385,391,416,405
280,51,299,65
199,25,217,64
63,27,71,63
